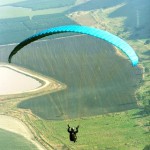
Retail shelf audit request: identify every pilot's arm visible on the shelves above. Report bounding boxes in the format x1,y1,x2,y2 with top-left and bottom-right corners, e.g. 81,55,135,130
75,125,79,133
67,124,71,133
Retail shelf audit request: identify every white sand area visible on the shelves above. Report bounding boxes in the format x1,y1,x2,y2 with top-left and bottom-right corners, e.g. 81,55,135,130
0,65,49,95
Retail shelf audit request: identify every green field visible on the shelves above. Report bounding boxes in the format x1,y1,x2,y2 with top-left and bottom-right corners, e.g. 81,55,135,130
6,35,141,120
0,129,38,150
29,110,149,150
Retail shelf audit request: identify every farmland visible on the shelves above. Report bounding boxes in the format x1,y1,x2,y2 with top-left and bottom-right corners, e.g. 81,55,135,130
0,14,77,45
13,35,142,120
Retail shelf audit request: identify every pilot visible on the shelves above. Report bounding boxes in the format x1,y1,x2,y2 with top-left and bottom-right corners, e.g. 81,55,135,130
67,124,79,142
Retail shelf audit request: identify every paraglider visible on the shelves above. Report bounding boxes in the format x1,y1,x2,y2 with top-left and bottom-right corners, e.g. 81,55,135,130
67,124,79,143
8,25,138,66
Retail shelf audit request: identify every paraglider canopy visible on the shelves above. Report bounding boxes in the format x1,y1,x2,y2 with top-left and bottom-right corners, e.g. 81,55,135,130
8,25,138,66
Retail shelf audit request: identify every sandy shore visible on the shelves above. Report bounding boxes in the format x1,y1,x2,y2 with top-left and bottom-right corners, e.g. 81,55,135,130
0,115,46,150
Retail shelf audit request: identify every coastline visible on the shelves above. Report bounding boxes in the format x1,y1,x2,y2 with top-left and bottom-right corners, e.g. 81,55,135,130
0,115,47,150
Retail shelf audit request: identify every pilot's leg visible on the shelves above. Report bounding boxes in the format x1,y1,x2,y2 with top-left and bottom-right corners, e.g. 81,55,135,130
74,136,77,142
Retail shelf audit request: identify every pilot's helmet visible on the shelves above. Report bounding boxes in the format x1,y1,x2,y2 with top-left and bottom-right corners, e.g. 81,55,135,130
71,127,75,131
